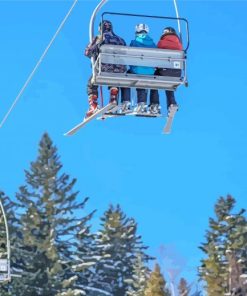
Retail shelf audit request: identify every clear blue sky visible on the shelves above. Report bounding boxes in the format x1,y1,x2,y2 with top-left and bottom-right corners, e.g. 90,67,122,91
0,0,247,292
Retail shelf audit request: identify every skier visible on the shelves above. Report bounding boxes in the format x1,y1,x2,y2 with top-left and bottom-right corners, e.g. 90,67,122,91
149,26,183,115
84,20,128,118
120,23,156,114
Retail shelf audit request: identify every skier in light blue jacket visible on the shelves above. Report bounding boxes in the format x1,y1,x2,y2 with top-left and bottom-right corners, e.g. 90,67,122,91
120,24,157,114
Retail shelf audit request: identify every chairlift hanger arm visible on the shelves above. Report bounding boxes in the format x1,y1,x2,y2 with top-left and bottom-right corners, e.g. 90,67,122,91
89,0,108,42
0,200,11,281
101,11,190,52
89,0,109,79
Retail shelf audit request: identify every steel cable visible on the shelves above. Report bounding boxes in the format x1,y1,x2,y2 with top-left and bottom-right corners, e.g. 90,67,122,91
0,0,79,128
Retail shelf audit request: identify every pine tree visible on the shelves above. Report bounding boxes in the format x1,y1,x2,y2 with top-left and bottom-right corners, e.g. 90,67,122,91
0,191,19,295
144,263,171,296
178,278,190,296
199,195,247,296
227,250,247,296
68,204,98,295
11,133,95,296
88,204,152,296
225,208,247,294
126,252,150,296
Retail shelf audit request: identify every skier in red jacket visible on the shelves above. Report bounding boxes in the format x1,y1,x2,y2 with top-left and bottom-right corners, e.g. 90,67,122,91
157,27,182,51
149,27,183,115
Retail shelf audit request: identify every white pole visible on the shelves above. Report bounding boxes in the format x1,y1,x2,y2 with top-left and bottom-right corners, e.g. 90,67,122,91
89,0,108,43
89,0,108,79
0,199,10,281
173,0,181,34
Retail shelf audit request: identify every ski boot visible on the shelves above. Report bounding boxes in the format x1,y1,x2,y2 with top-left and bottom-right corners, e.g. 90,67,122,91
106,87,119,113
149,104,161,115
119,101,131,114
167,104,178,117
85,94,99,118
134,102,147,114
109,87,119,105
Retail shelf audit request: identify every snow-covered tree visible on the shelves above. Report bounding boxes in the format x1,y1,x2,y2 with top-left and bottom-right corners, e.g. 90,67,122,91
199,195,247,296
126,252,150,296
11,133,95,296
67,202,98,295
88,204,152,296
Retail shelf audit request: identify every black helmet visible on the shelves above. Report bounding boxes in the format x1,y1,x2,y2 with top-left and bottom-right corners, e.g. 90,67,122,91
99,20,113,32
162,26,176,36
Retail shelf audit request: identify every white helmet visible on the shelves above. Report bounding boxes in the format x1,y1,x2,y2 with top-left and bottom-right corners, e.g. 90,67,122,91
135,23,149,34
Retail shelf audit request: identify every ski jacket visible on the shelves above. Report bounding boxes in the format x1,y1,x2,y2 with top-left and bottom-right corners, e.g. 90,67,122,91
129,33,156,75
155,34,183,77
157,34,183,51
85,29,127,73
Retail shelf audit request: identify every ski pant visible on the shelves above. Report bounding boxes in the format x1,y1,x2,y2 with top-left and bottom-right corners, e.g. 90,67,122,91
118,88,147,104
120,69,151,104
150,89,176,108
87,75,129,101
87,75,98,97
150,68,181,108
121,70,159,104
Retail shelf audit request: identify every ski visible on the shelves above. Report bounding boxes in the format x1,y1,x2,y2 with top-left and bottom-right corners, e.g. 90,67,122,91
98,105,132,120
98,104,121,120
100,111,162,120
64,103,115,136
131,112,162,118
98,113,126,120
163,105,178,134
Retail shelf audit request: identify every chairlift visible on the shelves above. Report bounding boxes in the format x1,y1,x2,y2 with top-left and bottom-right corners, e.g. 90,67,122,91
0,0,189,134
0,200,11,283
91,12,190,91
65,0,190,135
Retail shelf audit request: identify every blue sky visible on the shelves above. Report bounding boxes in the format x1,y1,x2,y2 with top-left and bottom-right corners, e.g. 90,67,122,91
0,0,247,291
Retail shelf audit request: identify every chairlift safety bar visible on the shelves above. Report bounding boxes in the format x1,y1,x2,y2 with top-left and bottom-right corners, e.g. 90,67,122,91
101,11,190,52
101,52,186,64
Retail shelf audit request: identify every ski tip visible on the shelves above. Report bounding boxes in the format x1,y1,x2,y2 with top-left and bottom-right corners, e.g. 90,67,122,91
63,131,73,136
96,116,106,121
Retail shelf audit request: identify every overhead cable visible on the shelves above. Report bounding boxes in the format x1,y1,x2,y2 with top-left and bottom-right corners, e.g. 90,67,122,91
0,0,79,128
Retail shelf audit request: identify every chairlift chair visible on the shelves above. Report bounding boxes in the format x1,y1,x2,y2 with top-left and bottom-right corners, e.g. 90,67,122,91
90,12,190,91
0,200,11,283
64,0,191,135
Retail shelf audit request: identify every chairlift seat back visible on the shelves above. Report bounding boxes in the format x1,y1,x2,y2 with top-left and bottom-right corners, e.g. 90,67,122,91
93,45,187,90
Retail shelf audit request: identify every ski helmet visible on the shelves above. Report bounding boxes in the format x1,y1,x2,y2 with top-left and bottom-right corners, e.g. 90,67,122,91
99,20,113,32
135,23,149,34
162,27,176,36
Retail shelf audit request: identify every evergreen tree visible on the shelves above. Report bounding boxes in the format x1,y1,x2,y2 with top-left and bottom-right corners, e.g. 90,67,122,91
144,263,171,296
178,278,190,296
69,205,98,295
199,195,247,296
88,204,152,296
227,249,247,296
126,252,150,296
11,133,95,296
